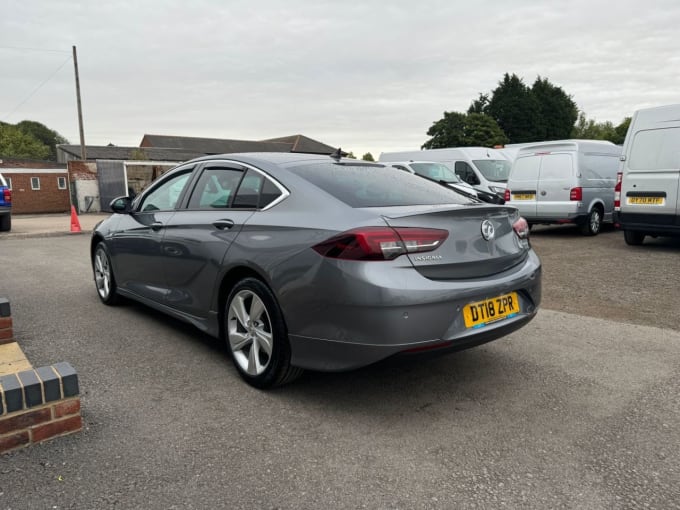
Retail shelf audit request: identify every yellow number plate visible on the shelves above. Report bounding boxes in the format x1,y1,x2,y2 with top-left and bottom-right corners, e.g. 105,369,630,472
512,194,535,200
627,196,664,205
463,292,520,329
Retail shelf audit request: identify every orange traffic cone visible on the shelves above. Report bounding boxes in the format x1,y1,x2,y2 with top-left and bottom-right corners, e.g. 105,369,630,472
70,205,82,233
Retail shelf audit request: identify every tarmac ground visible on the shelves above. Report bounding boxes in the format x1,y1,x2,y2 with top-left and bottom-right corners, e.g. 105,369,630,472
0,212,110,239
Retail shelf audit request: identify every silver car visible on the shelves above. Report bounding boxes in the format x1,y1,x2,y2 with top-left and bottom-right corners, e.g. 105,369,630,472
91,153,541,388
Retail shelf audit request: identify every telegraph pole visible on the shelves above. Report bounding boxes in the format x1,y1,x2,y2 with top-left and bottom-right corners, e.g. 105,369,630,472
72,45,87,160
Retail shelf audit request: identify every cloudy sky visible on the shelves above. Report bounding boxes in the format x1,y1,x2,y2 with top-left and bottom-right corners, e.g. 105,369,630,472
2,0,679,157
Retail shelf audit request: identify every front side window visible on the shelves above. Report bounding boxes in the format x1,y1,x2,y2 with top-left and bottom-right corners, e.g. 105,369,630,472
454,162,479,185
139,171,191,212
57,176,67,190
31,177,41,190
287,162,472,207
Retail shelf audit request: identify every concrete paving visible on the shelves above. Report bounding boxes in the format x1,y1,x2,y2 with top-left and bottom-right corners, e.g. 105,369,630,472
0,212,110,239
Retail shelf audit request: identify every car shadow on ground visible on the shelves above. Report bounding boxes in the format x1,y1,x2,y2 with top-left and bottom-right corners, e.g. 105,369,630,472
117,296,526,411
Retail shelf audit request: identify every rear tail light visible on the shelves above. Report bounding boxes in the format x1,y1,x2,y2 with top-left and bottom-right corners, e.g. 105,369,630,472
570,187,583,201
2,188,10,203
513,217,530,248
614,172,622,211
504,188,511,202
313,227,448,261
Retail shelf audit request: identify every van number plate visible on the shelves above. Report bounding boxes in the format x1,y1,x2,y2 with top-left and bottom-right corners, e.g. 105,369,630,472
463,292,520,329
627,196,664,205
512,193,535,200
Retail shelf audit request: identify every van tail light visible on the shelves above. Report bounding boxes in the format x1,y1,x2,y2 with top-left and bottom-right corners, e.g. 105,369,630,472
570,187,583,201
614,172,623,211
504,188,511,202
313,227,448,261
3,188,10,203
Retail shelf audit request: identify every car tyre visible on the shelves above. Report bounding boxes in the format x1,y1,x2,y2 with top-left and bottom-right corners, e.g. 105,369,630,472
0,214,10,232
580,207,602,236
225,278,303,389
93,242,120,305
623,229,645,246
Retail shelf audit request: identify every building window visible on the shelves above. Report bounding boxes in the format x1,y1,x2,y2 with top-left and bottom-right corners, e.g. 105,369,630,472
31,177,41,190
57,176,67,190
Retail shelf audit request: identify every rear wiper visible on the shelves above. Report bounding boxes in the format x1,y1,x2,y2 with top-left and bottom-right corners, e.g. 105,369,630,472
436,180,483,203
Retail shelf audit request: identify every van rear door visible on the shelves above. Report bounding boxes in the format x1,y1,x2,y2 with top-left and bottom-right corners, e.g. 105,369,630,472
507,155,540,218
536,152,577,218
623,126,680,218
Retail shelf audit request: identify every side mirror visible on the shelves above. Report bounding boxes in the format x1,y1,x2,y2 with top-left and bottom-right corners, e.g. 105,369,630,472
110,196,133,214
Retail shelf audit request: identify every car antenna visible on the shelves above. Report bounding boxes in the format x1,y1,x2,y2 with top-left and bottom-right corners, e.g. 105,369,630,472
330,147,344,161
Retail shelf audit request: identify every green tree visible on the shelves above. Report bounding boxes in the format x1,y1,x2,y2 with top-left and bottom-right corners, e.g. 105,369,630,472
467,93,489,114
613,117,631,145
422,112,507,149
464,113,509,147
15,120,68,161
486,73,544,143
0,123,50,159
531,77,578,140
361,152,375,161
345,151,356,159
422,111,468,149
571,112,617,141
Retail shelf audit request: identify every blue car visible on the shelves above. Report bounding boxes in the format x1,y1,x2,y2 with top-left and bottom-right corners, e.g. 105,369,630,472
0,173,11,232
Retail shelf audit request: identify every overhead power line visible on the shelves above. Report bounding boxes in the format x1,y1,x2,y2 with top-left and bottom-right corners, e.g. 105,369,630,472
0,46,71,54
2,55,73,120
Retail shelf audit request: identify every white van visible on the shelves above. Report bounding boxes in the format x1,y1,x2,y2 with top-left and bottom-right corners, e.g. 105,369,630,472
379,147,511,197
505,140,622,235
615,104,680,245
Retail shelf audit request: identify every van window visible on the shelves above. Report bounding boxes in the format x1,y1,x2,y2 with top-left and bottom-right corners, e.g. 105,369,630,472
454,162,480,185
473,160,512,182
539,154,573,179
629,127,680,170
512,156,540,180
582,154,619,180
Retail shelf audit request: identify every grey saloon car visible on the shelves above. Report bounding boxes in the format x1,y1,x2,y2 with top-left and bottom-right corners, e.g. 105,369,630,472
91,152,542,388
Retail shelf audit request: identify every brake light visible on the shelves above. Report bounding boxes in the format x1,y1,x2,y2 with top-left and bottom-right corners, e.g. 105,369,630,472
614,172,622,211
504,188,511,202
2,188,10,203
570,187,582,201
313,227,448,261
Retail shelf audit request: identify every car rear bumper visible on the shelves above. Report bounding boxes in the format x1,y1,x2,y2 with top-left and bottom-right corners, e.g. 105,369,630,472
286,250,542,371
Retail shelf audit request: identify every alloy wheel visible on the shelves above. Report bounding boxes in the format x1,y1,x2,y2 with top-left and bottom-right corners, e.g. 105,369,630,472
94,248,112,299
227,290,273,376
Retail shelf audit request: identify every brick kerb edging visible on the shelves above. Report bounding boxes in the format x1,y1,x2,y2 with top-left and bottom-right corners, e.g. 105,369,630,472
0,297,82,454
0,363,82,453
0,298,12,345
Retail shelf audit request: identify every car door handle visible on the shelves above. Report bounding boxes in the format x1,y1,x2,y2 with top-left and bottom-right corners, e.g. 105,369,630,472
212,219,235,230
151,222,164,231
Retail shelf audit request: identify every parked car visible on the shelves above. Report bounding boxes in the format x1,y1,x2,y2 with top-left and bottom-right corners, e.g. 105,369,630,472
91,153,541,388
505,140,622,235
615,104,680,245
380,147,512,198
384,161,505,204
0,172,11,232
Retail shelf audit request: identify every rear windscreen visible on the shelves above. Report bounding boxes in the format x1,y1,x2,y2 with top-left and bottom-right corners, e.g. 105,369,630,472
629,128,680,170
286,162,473,207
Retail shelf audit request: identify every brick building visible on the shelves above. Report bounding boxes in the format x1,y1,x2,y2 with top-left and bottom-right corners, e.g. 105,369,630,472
0,160,70,214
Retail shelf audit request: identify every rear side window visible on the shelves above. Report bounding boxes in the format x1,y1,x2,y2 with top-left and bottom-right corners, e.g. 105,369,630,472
232,169,263,209
629,127,680,170
539,154,573,180
287,162,472,207
188,167,244,209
